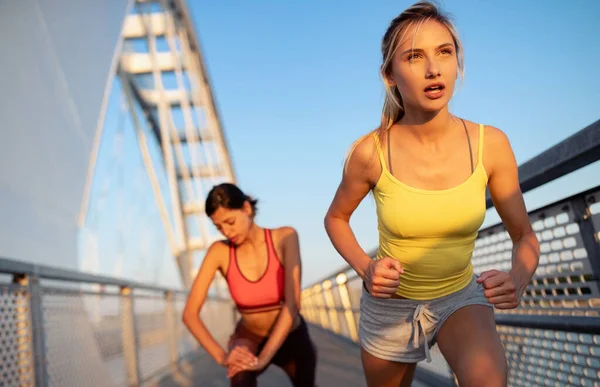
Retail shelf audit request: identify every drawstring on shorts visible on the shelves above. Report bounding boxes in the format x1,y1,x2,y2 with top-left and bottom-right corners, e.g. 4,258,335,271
412,304,432,363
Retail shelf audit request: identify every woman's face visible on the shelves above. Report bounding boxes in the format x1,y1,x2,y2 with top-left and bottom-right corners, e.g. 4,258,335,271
209,202,253,245
386,19,458,114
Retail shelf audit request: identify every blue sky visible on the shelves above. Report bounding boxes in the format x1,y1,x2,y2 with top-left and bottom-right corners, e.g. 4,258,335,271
84,0,600,289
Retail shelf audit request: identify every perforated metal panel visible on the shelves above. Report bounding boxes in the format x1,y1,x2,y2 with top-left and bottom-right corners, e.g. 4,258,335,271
42,290,111,387
473,195,600,316
92,294,126,386
0,284,34,387
499,325,600,387
0,255,240,387
134,296,170,380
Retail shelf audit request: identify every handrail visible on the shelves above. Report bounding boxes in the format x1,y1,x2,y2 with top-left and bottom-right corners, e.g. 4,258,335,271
485,118,600,208
494,314,600,334
303,303,600,335
0,255,234,386
0,256,186,294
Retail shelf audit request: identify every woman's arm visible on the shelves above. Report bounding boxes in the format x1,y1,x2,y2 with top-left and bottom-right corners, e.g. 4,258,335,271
182,242,248,365
324,136,376,278
324,133,403,297
477,126,540,308
251,227,303,368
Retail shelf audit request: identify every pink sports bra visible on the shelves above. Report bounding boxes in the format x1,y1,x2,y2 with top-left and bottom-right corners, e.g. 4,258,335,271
225,229,285,312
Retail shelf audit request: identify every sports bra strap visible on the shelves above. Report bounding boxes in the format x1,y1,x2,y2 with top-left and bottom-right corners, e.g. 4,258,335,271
228,239,235,266
265,228,274,253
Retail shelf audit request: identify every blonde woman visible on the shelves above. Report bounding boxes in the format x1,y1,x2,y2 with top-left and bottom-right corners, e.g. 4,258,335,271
324,2,539,386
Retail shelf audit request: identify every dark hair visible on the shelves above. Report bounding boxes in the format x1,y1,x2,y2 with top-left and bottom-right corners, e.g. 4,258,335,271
205,183,258,217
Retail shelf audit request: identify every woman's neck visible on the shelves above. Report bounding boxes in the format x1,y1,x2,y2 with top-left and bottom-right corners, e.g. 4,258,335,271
399,107,457,145
243,223,264,246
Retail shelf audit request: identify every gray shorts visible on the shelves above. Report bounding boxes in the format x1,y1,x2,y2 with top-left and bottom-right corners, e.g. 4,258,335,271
359,274,492,363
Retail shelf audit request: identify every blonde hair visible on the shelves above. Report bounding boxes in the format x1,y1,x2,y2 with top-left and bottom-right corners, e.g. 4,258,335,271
345,1,464,170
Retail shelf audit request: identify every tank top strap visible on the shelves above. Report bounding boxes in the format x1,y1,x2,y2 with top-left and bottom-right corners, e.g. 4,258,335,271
478,123,484,165
372,130,387,170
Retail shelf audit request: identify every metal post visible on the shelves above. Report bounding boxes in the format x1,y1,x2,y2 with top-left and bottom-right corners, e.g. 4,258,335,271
18,274,48,387
301,289,316,324
322,280,340,334
165,291,179,370
307,291,317,324
120,286,141,386
572,196,600,277
336,273,359,342
312,284,328,329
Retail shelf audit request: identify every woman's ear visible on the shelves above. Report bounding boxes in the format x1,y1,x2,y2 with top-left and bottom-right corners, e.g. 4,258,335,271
381,68,395,88
242,200,253,216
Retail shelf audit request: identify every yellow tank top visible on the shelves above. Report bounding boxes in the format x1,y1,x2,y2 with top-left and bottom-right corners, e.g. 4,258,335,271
372,123,488,300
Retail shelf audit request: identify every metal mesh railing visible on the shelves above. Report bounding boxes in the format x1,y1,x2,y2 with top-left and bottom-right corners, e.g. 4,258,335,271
0,259,235,387
473,187,600,316
134,294,169,382
500,325,600,386
42,287,111,387
301,184,600,387
0,282,35,387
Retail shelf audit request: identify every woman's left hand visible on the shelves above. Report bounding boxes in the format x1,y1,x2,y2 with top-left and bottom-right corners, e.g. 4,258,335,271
227,356,268,378
476,269,527,309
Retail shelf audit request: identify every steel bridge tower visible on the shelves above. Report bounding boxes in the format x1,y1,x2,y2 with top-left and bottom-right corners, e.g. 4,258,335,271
79,0,236,290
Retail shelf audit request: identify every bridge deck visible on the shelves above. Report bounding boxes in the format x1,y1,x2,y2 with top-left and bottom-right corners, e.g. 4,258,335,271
151,325,430,387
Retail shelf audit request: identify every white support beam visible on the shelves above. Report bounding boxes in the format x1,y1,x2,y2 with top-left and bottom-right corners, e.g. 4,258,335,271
187,238,206,251
120,52,181,74
177,27,235,183
138,88,191,106
178,165,225,179
158,1,212,251
123,13,167,39
187,234,222,251
182,201,204,215
175,130,215,143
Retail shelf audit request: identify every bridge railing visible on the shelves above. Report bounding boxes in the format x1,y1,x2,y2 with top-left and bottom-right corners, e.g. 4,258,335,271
301,120,600,387
0,257,235,387
301,184,600,386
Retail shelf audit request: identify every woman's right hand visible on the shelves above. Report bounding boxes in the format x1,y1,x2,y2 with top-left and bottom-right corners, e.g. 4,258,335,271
363,257,404,298
222,344,258,378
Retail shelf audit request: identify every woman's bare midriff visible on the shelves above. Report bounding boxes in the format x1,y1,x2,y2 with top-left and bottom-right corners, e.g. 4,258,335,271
238,306,301,337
